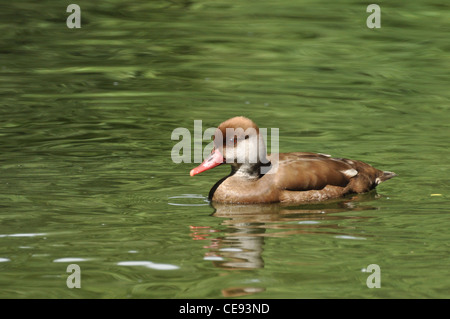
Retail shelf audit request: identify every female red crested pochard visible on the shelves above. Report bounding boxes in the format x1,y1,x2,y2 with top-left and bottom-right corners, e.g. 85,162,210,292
190,116,396,204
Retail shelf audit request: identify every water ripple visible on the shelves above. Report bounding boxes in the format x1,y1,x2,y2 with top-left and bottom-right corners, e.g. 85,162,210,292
117,261,179,270
0,233,47,238
53,257,90,263
334,235,366,240
168,194,210,206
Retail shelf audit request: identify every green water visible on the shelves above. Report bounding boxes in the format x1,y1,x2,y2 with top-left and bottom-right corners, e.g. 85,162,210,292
0,0,449,299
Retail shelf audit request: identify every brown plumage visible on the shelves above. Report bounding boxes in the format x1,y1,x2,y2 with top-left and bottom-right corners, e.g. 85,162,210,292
190,117,397,204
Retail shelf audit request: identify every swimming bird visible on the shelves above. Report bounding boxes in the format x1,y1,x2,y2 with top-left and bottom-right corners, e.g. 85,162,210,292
190,116,396,204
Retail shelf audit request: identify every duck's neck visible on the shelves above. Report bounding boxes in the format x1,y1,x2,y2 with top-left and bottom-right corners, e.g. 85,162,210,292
230,161,271,179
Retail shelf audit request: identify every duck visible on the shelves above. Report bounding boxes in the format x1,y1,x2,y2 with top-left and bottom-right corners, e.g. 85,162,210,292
190,116,396,204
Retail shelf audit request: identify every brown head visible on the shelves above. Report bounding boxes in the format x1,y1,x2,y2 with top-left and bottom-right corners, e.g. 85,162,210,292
190,117,268,177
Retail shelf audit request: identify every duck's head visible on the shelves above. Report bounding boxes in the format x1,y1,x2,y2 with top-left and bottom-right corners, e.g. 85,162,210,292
190,116,268,177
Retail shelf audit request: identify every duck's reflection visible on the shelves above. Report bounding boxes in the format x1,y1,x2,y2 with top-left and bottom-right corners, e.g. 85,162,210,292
189,192,382,297
191,192,380,271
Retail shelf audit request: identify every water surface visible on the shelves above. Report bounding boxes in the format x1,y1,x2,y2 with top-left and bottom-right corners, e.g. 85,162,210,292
0,0,449,298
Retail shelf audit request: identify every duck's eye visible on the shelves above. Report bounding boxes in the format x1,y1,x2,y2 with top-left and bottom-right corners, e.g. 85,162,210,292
244,135,249,140
227,136,238,146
